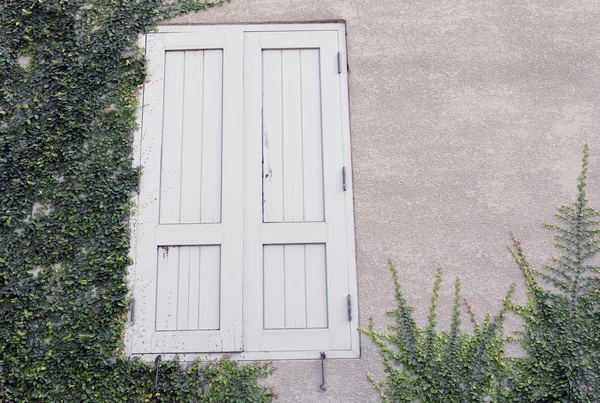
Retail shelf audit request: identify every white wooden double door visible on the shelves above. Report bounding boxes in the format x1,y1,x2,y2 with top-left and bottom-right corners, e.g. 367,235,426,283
131,25,357,358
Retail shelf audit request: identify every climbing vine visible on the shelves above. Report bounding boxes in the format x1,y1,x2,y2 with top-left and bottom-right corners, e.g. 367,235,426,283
364,146,599,402
507,145,600,402
363,265,515,402
0,1,273,402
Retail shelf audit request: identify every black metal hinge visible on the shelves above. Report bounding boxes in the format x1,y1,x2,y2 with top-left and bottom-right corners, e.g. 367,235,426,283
347,295,352,321
337,51,348,74
342,167,347,191
129,298,135,324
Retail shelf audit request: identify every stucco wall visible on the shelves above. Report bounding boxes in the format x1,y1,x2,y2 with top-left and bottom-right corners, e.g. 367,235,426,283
166,2,600,402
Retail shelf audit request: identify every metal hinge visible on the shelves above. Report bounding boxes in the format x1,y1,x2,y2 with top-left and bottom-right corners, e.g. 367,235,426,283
337,52,342,74
130,298,136,324
342,167,347,191
135,174,141,194
347,295,352,321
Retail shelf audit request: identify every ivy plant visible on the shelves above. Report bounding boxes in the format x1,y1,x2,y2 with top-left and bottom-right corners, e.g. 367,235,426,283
363,266,515,402
365,146,599,403
507,145,600,402
0,1,273,402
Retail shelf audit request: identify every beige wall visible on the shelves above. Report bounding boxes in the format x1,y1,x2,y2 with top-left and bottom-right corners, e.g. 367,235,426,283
167,2,600,402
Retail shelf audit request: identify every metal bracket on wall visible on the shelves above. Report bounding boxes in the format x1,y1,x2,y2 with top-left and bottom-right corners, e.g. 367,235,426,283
154,355,162,391
319,352,327,391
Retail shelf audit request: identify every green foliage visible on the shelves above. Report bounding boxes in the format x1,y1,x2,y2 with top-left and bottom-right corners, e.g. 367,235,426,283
133,357,273,403
362,265,515,402
0,1,273,402
365,146,599,402
1,355,272,402
507,145,600,402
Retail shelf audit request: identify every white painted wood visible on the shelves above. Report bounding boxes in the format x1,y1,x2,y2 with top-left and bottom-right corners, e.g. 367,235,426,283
157,49,223,226
263,244,326,331
242,32,266,350
263,245,286,329
131,32,167,353
263,47,326,224
337,27,361,357
155,245,221,331
199,245,221,330
180,51,204,224
130,24,358,360
282,50,305,222
187,246,201,330
300,49,325,222
262,50,284,223
124,33,147,354
259,222,327,244
284,244,307,329
162,31,227,50
243,29,356,355
201,50,223,224
133,348,358,363
217,29,245,352
155,224,223,246
131,30,243,355
258,31,323,49
157,24,344,34
156,246,179,331
319,30,352,351
305,244,328,328
159,51,185,224
260,328,332,351
176,246,191,329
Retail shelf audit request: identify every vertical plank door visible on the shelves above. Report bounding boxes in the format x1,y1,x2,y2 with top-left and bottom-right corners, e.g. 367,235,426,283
131,29,244,354
243,30,358,354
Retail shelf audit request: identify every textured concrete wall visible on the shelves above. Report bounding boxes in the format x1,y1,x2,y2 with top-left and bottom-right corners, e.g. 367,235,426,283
167,2,600,402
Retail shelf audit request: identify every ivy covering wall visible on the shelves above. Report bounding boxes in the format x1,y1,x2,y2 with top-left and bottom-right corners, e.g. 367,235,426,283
364,147,600,402
0,1,273,402
2,1,599,402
